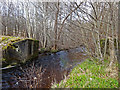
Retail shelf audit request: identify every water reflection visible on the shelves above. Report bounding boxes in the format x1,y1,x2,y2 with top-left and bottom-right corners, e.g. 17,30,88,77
2,47,87,88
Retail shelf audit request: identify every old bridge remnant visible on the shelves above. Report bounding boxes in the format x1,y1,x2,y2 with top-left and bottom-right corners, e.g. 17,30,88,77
0,36,39,68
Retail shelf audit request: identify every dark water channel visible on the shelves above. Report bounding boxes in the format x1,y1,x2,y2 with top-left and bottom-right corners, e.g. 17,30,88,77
2,47,87,88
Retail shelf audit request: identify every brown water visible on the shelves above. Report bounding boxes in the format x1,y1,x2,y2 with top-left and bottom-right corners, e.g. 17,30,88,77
2,47,87,88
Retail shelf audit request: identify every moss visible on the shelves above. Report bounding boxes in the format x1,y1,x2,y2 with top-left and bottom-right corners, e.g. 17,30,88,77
40,48,46,53
2,36,9,41
50,49,58,53
0,58,6,62
2,46,8,50
11,38,21,42
11,62,17,65
1,36,25,50
0,36,38,51
2,42,16,50
1,36,39,68
5,64,12,68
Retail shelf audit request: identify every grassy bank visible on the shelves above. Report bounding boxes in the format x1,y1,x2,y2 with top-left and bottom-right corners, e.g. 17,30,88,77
52,59,118,88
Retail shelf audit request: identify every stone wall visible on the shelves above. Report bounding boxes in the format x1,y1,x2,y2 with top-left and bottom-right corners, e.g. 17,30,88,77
1,38,39,68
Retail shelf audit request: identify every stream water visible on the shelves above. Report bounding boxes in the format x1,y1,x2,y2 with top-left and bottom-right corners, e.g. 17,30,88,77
2,47,87,88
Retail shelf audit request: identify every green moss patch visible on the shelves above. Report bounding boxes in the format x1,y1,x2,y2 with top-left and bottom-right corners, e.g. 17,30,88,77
0,36,39,50
0,36,25,50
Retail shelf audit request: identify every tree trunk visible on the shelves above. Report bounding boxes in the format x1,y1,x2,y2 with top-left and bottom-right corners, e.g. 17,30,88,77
118,1,120,88
54,2,59,50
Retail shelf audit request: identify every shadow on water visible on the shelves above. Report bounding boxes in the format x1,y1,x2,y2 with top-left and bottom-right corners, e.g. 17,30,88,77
2,47,88,88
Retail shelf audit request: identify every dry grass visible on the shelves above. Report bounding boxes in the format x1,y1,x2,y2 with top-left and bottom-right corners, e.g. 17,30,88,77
13,62,45,88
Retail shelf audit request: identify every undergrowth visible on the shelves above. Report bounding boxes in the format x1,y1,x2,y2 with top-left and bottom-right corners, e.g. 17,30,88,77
52,59,118,88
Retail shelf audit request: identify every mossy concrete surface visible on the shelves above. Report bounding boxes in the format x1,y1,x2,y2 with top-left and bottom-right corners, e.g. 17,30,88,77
0,36,39,68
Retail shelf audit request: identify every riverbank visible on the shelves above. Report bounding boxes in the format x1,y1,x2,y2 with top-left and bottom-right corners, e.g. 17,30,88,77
52,59,118,88
2,47,87,88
